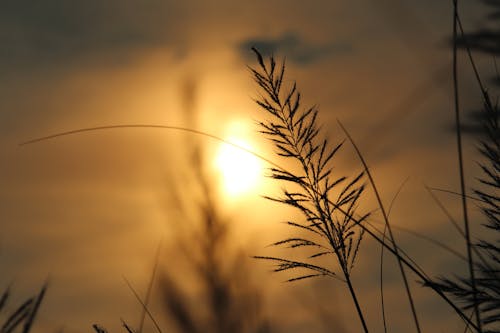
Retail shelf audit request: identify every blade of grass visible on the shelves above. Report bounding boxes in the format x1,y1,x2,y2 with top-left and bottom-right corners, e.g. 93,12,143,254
380,177,410,333
426,187,485,204
123,277,163,333
22,282,47,333
138,240,163,333
19,124,281,171
425,185,494,269
122,318,136,333
2,299,32,333
0,287,9,313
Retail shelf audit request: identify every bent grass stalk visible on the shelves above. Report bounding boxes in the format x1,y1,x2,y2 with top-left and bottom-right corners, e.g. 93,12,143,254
20,51,489,330
380,177,411,333
19,122,479,331
138,241,163,333
16,124,480,266
0,283,47,333
122,277,163,333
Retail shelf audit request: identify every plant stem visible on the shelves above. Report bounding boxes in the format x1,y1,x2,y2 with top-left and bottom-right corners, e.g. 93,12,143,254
338,121,421,333
344,271,369,333
452,1,482,331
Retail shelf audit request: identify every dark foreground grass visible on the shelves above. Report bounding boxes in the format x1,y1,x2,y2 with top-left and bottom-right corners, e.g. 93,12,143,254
0,283,47,333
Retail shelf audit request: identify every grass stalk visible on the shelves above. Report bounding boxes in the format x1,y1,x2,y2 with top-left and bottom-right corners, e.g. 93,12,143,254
324,188,480,331
380,177,410,333
338,121,422,333
138,241,162,333
452,1,482,331
344,271,369,333
249,47,371,332
123,277,163,333
21,283,47,333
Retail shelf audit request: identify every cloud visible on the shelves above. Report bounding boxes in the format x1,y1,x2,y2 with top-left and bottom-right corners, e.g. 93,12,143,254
452,109,500,138
0,0,184,72
238,31,353,65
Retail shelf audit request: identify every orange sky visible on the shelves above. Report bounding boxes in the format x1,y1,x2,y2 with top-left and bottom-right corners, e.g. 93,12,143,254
0,1,497,332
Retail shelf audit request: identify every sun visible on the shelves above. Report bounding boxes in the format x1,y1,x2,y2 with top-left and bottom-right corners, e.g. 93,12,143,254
214,132,263,197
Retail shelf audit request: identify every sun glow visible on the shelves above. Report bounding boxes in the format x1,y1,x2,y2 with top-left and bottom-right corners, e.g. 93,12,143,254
214,127,263,197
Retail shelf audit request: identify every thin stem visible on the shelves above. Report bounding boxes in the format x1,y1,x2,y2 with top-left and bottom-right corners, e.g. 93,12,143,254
123,277,163,333
493,57,499,80
338,120,421,333
19,124,281,170
456,14,493,111
138,241,163,333
452,1,482,331
425,185,494,269
273,86,370,331
344,271,369,333
380,225,388,333
380,177,410,333
337,200,478,331
22,283,47,333
20,123,480,332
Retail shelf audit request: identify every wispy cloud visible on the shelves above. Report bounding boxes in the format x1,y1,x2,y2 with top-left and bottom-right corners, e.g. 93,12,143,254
0,0,183,72
238,32,353,65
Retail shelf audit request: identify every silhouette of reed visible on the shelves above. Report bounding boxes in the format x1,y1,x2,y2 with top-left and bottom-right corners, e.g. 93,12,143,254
249,47,370,332
0,284,47,333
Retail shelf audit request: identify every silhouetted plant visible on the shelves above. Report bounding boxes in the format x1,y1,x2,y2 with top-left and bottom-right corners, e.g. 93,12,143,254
427,85,499,333
0,284,47,333
250,47,370,332
92,324,108,333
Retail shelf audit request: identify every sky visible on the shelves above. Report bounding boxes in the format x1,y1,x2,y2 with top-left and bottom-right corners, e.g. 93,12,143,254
0,1,498,333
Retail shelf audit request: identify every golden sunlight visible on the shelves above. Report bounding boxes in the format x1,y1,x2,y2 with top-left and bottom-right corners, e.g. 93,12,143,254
214,122,263,197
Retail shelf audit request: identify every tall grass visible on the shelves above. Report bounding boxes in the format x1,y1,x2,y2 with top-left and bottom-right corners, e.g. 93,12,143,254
0,284,47,333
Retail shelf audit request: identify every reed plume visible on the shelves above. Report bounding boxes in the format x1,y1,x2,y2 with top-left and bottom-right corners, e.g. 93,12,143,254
250,48,370,332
